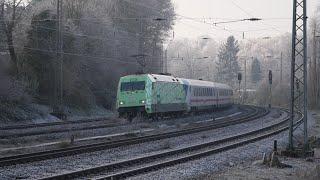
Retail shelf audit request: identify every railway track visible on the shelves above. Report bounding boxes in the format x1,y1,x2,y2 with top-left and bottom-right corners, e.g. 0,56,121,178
0,117,115,131
0,106,245,139
0,120,120,139
40,109,298,180
0,106,266,167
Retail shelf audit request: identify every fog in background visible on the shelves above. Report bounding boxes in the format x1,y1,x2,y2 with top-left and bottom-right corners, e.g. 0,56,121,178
0,0,319,122
172,0,319,40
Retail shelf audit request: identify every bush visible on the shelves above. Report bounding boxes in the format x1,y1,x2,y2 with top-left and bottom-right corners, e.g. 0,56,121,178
0,75,31,103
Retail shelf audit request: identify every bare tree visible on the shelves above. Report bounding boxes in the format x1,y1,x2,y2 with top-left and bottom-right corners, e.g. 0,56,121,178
0,0,29,75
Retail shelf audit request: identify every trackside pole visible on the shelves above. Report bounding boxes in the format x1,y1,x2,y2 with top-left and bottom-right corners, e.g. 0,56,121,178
284,0,312,157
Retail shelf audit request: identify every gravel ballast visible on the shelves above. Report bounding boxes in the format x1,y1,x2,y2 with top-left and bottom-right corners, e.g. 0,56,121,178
0,107,283,179
0,106,244,155
129,111,318,180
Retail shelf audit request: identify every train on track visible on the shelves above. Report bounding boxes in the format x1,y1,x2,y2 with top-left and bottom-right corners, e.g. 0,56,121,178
116,74,233,121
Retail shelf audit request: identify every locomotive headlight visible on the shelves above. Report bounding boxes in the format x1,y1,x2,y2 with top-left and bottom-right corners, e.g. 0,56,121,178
141,100,145,104
119,101,124,105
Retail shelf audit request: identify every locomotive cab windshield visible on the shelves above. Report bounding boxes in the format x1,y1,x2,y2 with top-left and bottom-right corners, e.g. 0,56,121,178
120,81,145,92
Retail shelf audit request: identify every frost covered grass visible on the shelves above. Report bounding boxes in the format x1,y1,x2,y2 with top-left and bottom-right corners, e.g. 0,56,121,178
0,102,50,123
0,102,114,125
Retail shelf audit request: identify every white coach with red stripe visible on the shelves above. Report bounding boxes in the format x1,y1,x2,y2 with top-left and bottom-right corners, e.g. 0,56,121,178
180,78,233,111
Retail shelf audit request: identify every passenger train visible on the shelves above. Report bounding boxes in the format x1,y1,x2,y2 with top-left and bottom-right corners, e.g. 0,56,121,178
116,74,233,120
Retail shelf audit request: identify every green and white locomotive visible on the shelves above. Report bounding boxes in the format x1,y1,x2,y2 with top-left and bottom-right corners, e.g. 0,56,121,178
116,74,233,121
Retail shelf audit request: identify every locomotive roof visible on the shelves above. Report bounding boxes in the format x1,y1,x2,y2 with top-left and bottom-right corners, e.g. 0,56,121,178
148,74,183,83
147,74,231,90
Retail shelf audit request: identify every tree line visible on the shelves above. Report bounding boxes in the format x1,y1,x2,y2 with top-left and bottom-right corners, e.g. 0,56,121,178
0,0,175,111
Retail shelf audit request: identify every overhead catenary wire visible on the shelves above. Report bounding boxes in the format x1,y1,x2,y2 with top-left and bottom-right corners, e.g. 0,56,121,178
2,0,292,72
229,0,283,33
1,44,179,69
0,1,290,39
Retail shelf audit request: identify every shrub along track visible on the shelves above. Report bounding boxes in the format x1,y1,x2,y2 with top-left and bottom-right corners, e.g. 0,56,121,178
40,108,298,180
0,106,266,167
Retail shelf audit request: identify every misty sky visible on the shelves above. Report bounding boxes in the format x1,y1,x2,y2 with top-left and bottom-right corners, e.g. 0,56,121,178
172,0,319,40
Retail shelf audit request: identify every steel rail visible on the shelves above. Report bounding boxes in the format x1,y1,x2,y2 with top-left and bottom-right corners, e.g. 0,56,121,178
0,106,265,167
0,106,246,138
0,117,114,131
39,108,294,180
0,106,246,131
0,121,120,139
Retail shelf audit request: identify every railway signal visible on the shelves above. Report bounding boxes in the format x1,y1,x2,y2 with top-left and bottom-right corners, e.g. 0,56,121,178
268,70,272,108
268,70,272,85
238,73,242,104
